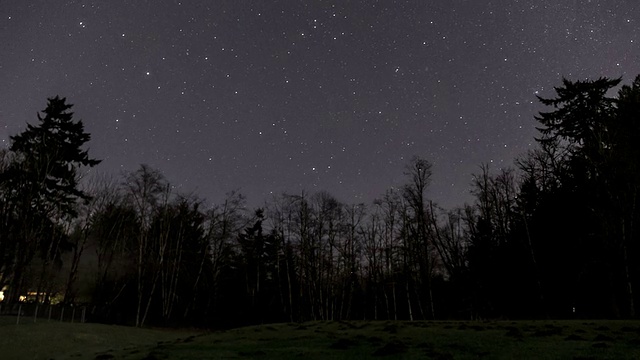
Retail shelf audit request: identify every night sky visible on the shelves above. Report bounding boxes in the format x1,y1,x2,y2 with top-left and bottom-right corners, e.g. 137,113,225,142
1,1,638,209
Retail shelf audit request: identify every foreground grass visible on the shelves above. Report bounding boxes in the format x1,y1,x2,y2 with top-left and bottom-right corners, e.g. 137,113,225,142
2,317,640,359
0,316,198,360
139,320,640,360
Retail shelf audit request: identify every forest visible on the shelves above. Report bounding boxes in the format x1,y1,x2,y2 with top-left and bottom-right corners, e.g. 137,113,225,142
1,75,640,328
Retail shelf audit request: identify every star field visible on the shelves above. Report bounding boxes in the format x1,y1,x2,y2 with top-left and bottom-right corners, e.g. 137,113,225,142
1,1,638,208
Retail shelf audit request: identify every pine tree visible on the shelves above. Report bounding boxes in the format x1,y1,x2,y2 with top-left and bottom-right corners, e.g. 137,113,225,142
6,96,101,217
0,96,100,303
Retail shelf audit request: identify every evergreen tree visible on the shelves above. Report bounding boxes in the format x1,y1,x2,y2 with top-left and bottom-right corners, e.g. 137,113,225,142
4,96,100,217
0,96,100,303
531,76,640,317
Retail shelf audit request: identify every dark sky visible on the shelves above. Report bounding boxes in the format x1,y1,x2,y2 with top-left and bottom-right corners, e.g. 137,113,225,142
1,1,638,208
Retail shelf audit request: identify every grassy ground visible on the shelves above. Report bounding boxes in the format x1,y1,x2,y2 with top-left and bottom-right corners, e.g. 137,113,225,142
2,317,640,359
0,316,198,360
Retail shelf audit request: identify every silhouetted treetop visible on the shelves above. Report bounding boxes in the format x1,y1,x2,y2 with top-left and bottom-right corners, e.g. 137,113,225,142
5,96,101,212
535,77,621,152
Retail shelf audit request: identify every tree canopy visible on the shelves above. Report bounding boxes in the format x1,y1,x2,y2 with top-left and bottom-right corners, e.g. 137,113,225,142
2,78,640,326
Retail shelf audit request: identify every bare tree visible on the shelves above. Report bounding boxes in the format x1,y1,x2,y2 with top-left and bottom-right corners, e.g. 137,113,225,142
63,173,120,304
122,164,171,327
401,156,435,319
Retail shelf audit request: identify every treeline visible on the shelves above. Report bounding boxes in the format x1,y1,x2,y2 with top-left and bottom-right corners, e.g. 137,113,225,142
1,76,640,328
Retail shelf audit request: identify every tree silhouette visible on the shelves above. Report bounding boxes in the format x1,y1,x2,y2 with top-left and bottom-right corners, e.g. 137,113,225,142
529,76,640,317
0,96,100,303
7,96,101,216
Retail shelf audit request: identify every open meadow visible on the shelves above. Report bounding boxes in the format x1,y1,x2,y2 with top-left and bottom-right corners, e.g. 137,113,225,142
1,317,640,359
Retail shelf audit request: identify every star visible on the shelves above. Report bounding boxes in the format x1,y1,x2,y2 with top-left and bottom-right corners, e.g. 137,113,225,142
0,1,635,209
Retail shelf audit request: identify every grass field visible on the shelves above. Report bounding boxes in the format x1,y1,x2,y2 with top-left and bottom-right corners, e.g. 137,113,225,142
0,316,197,360
2,317,640,359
